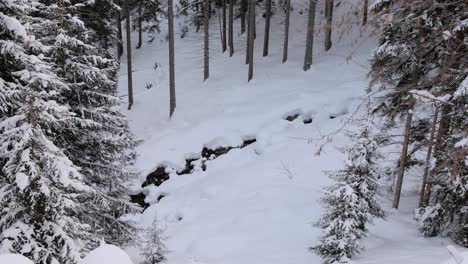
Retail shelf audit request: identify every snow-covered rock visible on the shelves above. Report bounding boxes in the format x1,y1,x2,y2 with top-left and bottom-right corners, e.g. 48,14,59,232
0,254,34,264
81,244,134,264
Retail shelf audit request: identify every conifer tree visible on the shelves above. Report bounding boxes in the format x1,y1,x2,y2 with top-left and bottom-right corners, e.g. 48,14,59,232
139,218,169,264
311,129,385,263
0,2,96,262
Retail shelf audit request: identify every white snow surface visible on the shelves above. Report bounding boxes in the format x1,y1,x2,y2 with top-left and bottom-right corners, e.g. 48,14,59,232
80,244,134,264
118,0,465,263
0,254,34,264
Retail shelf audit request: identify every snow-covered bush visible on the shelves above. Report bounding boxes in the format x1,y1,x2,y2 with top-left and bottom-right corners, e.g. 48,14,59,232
81,244,134,264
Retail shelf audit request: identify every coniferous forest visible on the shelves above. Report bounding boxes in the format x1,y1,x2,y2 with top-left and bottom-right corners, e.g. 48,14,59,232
0,0,466,263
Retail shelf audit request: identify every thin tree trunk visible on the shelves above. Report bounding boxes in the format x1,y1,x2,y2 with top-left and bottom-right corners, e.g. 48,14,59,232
392,100,415,209
282,0,290,63
203,0,210,80
222,0,227,52
418,108,439,208
245,2,250,64
324,0,333,51
253,6,256,40
229,0,234,56
303,0,316,71
136,0,143,49
362,0,368,25
248,0,255,81
241,0,247,34
125,1,134,110
117,11,123,59
262,0,271,56
168,0,176,117
423,105,452,205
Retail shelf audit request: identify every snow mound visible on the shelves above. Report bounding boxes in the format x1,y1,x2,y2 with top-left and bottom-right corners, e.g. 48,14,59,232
81,244,134,264
0,254,34,264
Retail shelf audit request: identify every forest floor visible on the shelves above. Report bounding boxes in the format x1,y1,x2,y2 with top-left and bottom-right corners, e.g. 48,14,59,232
117,0,465,263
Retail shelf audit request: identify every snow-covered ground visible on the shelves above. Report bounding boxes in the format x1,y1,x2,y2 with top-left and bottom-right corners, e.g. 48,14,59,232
117,0,465,263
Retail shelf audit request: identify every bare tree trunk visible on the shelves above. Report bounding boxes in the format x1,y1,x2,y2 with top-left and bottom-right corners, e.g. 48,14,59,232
125,1,134,110
282,0,290,63
362,0,368,25
222,0,227,52
241,0,247,34
262,0,271,56
136,0,143,49
168,0,176,117
303,0,316,71
248,0,255,81
245,2,250,64
392,100,415,209
229,0,234,56
117,11,123,59
203,0,210,80
423,105,452,205
324,0,333,51
418,108,439,208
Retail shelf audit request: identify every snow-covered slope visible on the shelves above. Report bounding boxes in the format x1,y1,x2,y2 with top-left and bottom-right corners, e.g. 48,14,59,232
118,0,462,263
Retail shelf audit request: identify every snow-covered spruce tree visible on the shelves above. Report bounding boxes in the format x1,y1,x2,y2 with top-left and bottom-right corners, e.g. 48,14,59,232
139,218,169,264
371,0,467,245
132,0,166,44
310,130,385,263
0,3,94,262
27,0,140,246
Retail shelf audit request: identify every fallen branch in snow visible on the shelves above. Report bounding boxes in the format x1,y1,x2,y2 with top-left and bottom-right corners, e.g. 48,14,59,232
447,245,464,264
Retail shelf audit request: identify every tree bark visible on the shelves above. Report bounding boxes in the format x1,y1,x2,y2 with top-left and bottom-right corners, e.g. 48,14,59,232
241,0,247,34
418,109,439,208
117,11,123,59
392,100,415,209
203,0,210,80
422,105,452,205
168,0,176,117
362,0,368,25
248,0,255,81
282,0,290,63
229,0,234,56
324,0,333,51
136,0,143,49
125,0,134,110
262,0,271,56
303,0,316,71
245,2,250,64
222,0,227,52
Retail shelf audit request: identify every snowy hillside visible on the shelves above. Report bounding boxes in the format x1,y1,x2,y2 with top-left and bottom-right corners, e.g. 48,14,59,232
117,0,464,263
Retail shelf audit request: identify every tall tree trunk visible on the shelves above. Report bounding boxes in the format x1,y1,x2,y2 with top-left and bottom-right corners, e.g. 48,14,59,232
248,0,255,81
324,0,333,51
125,1,134,110
282,0,290,63
136,0,143,49
241,0,247,34
262,0,271,56
362,0,368,25
303,0,316,71
117,11,123,59
203,0,210,80
392,100,415,209
245,2,250,64
423,105,452,205
229,0,234,56
418,108,439,208
222,0,227,52
168,0,176,117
